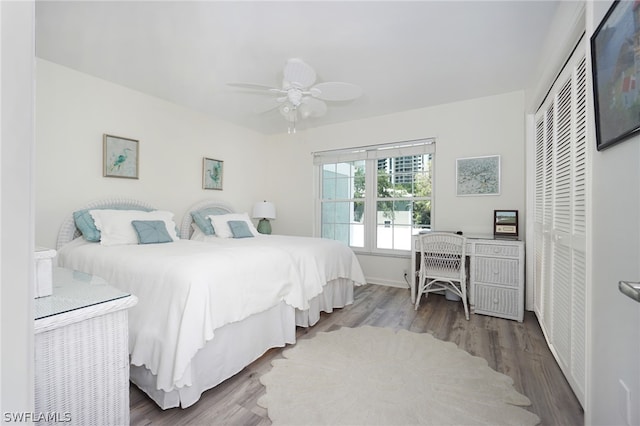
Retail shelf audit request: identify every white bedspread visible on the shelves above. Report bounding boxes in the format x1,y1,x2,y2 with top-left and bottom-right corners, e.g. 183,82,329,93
191,234,367,309
57,238,299,392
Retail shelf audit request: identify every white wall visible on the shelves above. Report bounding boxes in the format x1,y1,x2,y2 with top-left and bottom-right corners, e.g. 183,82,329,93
587,3,640,424
525,0,586,113
1,0,35,418
265,91,526,286
35,60,272,249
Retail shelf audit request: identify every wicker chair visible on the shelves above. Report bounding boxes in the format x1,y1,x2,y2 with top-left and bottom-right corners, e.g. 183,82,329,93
414,232,469,320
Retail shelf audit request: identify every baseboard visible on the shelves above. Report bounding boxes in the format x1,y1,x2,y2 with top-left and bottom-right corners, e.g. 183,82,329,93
365,276,408,289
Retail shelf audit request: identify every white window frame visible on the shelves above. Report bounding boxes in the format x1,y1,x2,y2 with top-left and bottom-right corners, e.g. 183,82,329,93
313,138,435,256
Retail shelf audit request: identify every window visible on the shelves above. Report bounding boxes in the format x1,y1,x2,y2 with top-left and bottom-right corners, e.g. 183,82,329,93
315,139,434,254
320,161,365,247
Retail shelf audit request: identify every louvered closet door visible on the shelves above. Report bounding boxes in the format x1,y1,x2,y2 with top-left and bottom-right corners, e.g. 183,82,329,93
533,42,587,406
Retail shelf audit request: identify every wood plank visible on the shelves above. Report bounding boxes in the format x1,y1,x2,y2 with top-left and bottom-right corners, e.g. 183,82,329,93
130,284,584,425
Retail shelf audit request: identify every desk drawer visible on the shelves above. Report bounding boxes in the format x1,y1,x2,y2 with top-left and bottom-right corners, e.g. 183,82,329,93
474,284,521,320
474,243,520,258
474,257,519,286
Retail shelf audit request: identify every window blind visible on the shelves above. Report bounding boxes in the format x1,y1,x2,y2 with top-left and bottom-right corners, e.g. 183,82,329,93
312,138,435,165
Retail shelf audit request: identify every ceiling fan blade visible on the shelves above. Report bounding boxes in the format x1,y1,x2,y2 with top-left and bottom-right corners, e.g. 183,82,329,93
299,97,327,118
283,58,317,89
311,82,362,101
253,98,282,114
227,82,283,93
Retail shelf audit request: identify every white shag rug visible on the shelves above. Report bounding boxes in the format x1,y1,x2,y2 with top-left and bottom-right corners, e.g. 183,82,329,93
258,326,540,426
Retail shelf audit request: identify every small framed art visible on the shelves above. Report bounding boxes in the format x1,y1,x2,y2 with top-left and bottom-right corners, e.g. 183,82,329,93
494,210,518,238
203,157,223,190
103,134,139,179
456,155,500,196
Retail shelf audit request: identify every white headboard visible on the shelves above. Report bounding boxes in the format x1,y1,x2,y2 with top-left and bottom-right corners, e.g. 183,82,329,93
180,199,236,239
56,198,155,250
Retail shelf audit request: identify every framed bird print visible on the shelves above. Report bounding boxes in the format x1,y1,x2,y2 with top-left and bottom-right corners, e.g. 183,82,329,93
203,157,223,190
103,134,139,179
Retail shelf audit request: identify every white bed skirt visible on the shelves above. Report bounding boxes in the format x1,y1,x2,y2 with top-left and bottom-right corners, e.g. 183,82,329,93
130,301,296,409
295,277,354,327
130,278,355,409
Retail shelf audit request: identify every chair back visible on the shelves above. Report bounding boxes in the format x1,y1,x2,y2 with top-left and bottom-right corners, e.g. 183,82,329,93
418,233,466,279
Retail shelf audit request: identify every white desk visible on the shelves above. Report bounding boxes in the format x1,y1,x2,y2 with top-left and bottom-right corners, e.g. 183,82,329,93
34,268,138,426
411,234,525,322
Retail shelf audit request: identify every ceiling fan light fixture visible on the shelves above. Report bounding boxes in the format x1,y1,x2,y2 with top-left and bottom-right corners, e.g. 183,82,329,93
287,88,303,107
279,102,297,121
299,104,311,119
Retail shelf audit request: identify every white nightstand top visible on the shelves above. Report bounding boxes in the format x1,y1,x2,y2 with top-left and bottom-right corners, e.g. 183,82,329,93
35,267,137,332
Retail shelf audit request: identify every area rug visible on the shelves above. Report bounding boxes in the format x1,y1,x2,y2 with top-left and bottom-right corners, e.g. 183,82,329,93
258,326,540,425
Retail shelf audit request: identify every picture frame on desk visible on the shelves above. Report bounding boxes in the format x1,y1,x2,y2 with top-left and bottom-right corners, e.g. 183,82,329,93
494,210,518,238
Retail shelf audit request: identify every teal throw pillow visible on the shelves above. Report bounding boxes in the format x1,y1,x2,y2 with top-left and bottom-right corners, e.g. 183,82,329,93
73,209,101,242
191,209,217,235
228,220,254,238
191,207,233,235
131,220,173,244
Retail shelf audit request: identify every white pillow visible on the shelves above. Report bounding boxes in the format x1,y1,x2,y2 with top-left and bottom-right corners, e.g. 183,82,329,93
190,223,205,240
207,213,259,238
90,209,179,246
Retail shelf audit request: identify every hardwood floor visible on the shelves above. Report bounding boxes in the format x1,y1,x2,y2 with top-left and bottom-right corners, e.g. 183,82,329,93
130,284,584,426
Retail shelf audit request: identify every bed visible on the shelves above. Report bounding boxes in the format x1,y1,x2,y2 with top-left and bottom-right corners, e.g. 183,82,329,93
180,199,367,327
55,198,366,410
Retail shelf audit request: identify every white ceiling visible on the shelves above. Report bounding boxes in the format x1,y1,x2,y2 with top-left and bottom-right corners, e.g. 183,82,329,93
35,1,560,135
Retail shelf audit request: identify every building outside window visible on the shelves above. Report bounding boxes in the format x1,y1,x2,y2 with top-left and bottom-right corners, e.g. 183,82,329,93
315,139,434,254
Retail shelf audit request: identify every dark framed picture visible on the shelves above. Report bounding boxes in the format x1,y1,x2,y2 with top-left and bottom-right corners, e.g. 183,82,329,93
494,210,518,238
591,0,640,151
103,134,139,179
203,157,223,190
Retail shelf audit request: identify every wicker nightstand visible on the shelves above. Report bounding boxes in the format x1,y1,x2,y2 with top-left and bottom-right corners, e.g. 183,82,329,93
468,239,525,322
34,267,137,426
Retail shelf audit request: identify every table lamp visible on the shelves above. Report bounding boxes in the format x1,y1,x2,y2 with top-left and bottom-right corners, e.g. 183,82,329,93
252,201,276,234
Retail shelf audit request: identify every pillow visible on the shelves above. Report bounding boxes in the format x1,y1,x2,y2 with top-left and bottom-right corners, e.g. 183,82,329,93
228,220,254,239
73,205,153,242
73,209,102,242
131,220,174,244
89,209,179,246
207,213,259,238
190,223,205,240
190,207,233,235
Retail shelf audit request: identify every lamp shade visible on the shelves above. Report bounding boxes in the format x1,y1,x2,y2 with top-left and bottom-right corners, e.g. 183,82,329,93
252,201,276,220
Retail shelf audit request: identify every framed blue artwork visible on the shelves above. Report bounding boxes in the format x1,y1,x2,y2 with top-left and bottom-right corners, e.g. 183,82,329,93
591,0,640,150
456,155,500,196
103,134,139,179
203,157,223,190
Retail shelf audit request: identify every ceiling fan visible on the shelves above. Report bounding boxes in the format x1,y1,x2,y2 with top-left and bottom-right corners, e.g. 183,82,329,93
228,58,363,133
